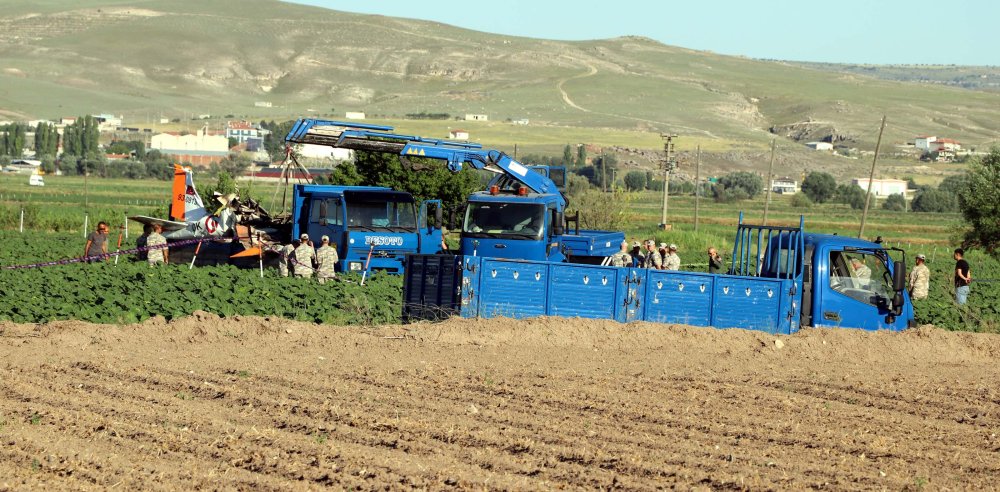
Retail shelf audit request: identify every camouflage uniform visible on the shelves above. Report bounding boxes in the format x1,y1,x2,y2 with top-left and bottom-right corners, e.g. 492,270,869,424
610,251,632,267
277,243,294,277
316,244,339,284
645,249,662,269
663,252,681,271
292,243,316,278
908,263,930,300
146,232,166,265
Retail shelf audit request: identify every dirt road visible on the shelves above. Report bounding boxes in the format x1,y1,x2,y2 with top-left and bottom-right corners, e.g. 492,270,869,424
2,314,999,489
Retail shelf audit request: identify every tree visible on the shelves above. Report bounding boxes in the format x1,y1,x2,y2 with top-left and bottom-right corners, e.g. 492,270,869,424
717,171,762,198
958,148,1000,255
325,161,363,186
562,145,573,167
790,193,813,208
911,189,958,213
34,122,59,157
834,184,866,210
801,172,837,203
623,171,646,191
938,173,968,209
261,120,297,162
575,145,587,168
882,193,906,212
62,116,100,157
1,123,27,158
210,153,252,177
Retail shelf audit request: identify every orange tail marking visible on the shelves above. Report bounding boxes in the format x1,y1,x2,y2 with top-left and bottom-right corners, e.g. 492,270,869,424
170,164,186,220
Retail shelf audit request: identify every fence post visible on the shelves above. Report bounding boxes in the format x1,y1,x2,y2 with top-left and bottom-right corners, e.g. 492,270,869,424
20,208,24,233
83,213,89,238
124,213,129,240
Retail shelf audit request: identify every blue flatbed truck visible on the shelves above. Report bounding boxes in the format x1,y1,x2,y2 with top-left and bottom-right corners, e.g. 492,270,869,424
284,119,625,263
403,214,914,333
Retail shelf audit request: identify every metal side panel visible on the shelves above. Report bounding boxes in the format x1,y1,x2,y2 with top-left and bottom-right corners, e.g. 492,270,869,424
547,264,619,319
643,271,715,326
460,256,483,318
402,254,461,323
711,276,787,333
477,259,548,319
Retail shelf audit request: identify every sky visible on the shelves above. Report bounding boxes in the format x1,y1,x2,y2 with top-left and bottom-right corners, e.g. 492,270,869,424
286,0,998,65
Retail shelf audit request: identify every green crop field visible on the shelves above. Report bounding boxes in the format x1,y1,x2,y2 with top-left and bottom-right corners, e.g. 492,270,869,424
1,173,996,331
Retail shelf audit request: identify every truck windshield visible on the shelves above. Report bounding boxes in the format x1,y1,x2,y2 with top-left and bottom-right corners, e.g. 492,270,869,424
829,250,893,305
345,197,417,231
463,202,544,239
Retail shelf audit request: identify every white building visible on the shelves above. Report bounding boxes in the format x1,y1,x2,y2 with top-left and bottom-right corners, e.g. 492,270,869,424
345,112,366,120
853,178,908,197
254,101,273,108
915,135,962,153
805,141,833,151
512,118,529,125
151,128,228,153
225,121,269,151
464,114,488,121
449,129,469,140
296,144,353,161
770,177,798,195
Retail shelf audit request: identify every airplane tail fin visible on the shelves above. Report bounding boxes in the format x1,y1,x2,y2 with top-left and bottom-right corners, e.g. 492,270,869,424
169,164,208,222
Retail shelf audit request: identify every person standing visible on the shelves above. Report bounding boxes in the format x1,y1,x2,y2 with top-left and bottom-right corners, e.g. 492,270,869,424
629,241,645,268
644,240,662,269
316,235,339,284
83,221,110,262
610,240,632,267
146,223,168,266
954,248,971,305
293,233,316,278
708,247,724,274
908,254,930,300
663,244,681,271
277,241,295,277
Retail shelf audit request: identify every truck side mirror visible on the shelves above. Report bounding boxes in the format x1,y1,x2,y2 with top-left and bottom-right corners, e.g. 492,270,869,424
892,260,906,292
434,204,443,229
552,211,564,236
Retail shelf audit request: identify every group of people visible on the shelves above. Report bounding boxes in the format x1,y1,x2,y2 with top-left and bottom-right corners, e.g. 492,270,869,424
907,248,973,305
609,240,683,270
83,221,168,266
277,233,339,283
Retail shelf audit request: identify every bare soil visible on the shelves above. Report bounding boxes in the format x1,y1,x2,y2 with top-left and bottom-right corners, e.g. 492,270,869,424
2,314,999,490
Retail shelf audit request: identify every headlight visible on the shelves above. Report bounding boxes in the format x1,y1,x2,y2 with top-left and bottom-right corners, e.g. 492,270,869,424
349,261,363,271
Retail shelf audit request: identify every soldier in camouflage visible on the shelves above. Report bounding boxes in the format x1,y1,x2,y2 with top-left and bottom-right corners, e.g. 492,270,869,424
316,235,339,284
277,241,295,277
663,244,681,271
644,239,662,269
908,254,930,300
293,233,316,278
610,240,632,267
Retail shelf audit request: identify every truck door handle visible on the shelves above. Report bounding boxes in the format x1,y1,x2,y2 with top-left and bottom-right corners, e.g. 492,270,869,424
823,311,841,322
494,244,506,249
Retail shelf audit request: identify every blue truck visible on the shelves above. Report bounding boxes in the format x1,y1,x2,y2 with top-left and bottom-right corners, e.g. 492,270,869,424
284,119,625,263
403,214,914,333
288,184,443,274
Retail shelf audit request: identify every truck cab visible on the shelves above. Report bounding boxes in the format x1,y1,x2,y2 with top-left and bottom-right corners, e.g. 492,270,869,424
459,187,622,263
801,234,913,330
291,184,442,274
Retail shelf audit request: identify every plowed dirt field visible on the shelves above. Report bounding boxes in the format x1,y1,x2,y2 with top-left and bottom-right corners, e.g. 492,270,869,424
2,314,999,490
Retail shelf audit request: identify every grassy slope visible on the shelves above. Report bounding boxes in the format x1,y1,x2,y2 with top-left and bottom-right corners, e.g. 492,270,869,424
0,0,997,155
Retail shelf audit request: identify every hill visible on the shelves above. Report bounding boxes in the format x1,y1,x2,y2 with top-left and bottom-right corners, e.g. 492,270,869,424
0,0,998,178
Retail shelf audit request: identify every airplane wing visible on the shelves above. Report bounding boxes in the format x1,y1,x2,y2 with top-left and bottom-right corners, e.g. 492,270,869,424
128,215,188,232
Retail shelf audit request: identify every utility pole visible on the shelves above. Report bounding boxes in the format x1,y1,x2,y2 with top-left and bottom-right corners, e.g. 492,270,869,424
762,139,776,226
659,133,677,229
859,115,887,239
694,145,701,232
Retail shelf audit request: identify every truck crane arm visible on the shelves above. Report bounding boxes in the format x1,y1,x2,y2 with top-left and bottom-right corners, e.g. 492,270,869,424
285,119,562,200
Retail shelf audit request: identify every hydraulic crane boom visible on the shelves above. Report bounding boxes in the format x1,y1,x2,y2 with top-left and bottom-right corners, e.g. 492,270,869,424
285,119,563,202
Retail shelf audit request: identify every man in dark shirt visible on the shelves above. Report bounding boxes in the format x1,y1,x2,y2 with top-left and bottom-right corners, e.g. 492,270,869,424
84,221,110,262
708,247,724,274
954,248,972,305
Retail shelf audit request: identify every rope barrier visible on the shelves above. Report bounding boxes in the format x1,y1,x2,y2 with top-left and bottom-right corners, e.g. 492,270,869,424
2,237,227,270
